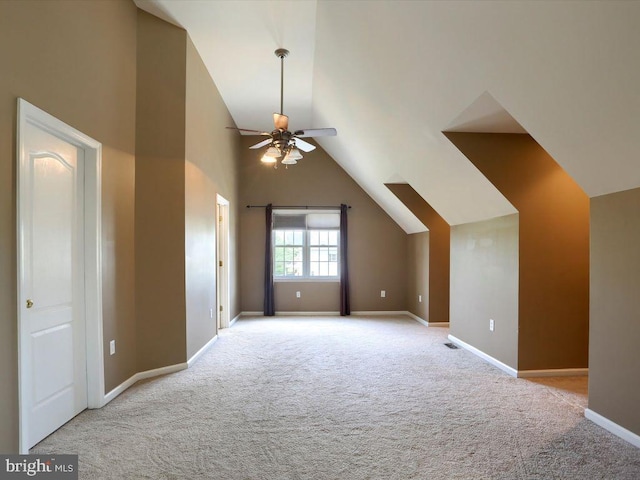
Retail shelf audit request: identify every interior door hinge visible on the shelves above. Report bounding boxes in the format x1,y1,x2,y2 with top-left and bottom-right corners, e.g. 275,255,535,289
219,260,223,267
219,305,223,312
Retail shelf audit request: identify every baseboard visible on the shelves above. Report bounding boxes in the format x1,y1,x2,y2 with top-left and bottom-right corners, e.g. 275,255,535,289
187,335,218,368
447,335,589,378
585,408,640,449
102,362,187,406
447,334,518,377
230,313,241,326
405,311,450,328
518,368,588,378
241,310,408,317
351,310,408,316
276,311,341,316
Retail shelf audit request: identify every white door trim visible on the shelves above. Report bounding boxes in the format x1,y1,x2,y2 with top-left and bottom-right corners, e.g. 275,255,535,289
216,194,230,329
16,98,104,453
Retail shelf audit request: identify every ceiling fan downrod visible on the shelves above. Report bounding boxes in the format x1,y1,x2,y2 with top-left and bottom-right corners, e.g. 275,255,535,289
274,48,289,116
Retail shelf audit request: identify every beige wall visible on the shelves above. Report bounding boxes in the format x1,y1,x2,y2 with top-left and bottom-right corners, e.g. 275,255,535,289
0,2,242,452
185,36,241,358
446,133,590,371
386,183,450,323
590,187,640,436
135,10,187,372
450,215,520,368
407,233,429,321
0,0,138,451
239,138,407,312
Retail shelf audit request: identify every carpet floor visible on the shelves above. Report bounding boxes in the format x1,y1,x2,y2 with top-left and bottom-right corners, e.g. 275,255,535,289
32,315,640,479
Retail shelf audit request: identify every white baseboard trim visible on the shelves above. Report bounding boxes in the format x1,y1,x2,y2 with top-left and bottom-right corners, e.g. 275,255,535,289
351,310,408,316
447,334,518,377
102,362,187,406
230,313,241,326
585,408,640,449
276,311,341,316
187,335,218,368
239,310,447,322
518,368,589,378
409,312,429,327
405,311,450,327
448,334,589,378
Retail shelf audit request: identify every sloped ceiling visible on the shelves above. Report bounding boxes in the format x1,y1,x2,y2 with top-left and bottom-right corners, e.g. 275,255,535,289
135,0,640,233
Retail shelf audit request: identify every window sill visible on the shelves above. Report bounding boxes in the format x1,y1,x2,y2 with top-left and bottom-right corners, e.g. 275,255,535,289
274,277,339,283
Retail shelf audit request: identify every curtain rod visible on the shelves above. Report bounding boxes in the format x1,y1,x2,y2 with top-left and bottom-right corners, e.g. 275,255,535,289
246,205,351,209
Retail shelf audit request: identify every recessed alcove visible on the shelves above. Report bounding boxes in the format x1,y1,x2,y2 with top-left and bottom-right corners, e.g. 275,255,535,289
444,92,589,373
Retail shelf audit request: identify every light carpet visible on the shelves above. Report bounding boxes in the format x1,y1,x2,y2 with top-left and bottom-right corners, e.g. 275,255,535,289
32,315,640,479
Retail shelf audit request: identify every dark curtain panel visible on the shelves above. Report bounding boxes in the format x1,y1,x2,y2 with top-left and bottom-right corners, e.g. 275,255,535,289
264,204,275,316
340,204,351,316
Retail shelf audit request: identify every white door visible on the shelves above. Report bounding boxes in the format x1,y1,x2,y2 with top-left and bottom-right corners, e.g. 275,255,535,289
216,195,230,329
19,117,88,449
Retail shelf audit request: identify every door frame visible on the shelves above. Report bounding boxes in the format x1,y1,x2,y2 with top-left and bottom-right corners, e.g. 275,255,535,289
16,98,104,453
216,194,230,329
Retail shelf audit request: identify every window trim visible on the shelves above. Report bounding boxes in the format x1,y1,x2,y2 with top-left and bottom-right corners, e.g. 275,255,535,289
272,211,340,281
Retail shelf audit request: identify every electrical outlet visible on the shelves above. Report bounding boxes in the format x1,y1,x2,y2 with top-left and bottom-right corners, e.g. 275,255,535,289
381,290,386,298
489,319,495,332
418,295,422,303
296,291,301,298
109,340,116,355
210,308,213,319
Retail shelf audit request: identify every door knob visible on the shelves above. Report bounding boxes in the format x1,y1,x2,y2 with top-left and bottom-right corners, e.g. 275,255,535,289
26,299,34,309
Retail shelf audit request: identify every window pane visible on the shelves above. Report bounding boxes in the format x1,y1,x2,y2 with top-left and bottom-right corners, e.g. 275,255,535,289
274,223,339,279
275,262,284,276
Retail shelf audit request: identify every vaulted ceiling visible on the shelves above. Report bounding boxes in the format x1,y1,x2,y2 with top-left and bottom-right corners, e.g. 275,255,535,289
135,0,640,233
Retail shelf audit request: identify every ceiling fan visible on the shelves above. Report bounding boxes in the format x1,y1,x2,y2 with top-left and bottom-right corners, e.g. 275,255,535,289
227,48,337,166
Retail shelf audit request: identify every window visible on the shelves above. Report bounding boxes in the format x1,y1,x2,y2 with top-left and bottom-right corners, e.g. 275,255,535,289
273,211,340,280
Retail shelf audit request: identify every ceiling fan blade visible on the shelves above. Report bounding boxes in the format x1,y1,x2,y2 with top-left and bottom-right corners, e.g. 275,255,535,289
294,138,316,152
226,127,271,136
293,128,337,138
273,113,289,131
249,138,273,150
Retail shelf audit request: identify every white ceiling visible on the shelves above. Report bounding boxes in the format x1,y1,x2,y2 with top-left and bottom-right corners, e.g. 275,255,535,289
135,0,640,233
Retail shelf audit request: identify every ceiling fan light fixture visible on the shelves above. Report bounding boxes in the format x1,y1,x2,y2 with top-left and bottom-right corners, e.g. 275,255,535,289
260,153,278,164
229,47,337,169
286,147,303,161
281,155,298,165
264,146,281,157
